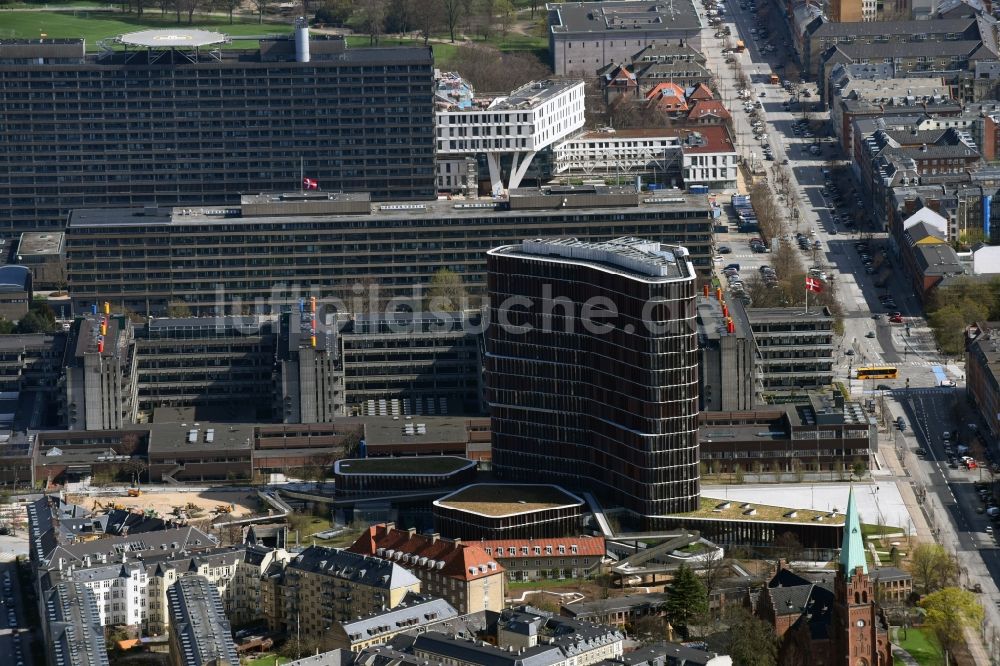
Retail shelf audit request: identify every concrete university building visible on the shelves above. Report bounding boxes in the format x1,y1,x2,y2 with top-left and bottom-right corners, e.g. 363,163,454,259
65,187,715,316
547,1,704,76
487,237,700,527
0,25,435,235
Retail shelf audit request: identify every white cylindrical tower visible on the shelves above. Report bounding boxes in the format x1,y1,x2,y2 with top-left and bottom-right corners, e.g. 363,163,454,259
294,17,310,63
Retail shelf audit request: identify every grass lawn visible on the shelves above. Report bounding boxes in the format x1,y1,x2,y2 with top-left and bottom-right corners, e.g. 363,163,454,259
508,577,587,590
0,11,291,46
243,655,291,666
345,35,458,63
894,627,943,665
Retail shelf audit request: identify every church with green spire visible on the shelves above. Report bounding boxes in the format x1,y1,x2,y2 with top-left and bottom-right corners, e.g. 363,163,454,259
756,487,894,665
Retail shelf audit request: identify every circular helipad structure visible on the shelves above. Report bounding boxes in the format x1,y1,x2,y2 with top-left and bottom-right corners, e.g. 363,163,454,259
118,28,228,48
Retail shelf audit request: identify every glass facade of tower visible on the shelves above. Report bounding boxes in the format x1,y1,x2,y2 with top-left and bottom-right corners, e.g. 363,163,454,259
486,239,701,523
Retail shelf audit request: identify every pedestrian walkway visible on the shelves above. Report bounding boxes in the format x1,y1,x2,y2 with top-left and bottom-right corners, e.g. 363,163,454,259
881,416,990,665
889,629,919,666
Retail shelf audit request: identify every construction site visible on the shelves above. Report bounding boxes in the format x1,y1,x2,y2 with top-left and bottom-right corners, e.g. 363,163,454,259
66,488,261,526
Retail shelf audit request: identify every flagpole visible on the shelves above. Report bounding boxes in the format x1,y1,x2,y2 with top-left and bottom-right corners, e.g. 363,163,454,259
300,157,304,194
804,277,809,314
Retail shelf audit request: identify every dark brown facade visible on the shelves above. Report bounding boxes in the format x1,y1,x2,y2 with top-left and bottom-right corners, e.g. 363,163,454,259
486,239,700,525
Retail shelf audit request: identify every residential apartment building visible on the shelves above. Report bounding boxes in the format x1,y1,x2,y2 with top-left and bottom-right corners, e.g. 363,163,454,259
801,17,986,78
547,1,703,76
477,537,605,581
0,31,435,235
166,575,239,666
496,607,624,664
744,306,835,390
60,314,139,430
857,127,982,224
348,523,505,613
330,594,459,652
65,187,715,316
280,547,422,641
41,582,110,666
487,238,701,525
967,322,1000,442
435,78,585,193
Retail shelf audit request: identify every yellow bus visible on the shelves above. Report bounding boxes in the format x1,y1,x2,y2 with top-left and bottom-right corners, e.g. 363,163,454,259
856,366,898,380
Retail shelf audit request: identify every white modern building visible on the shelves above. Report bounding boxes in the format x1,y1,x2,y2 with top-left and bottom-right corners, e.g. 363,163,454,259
435,79,585,194
680,126,739,190
553,129,684,184
552,126,738,189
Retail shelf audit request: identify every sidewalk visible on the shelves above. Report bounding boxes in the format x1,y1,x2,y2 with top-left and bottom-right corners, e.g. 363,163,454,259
880,414,990,666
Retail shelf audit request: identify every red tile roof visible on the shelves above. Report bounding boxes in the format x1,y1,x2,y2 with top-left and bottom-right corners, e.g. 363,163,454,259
687,83,715,101
645,82,688,111
476,536,605,559
687,100,732,121
349,524,504,582
679,125,737,154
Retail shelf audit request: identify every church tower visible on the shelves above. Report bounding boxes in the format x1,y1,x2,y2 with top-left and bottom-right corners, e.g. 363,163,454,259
832,488,892,665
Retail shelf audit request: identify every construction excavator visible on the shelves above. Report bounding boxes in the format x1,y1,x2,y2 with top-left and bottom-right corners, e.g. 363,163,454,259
215,504,235,514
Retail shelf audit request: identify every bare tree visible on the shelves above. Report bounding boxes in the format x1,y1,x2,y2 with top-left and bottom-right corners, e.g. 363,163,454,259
176,0,200,24
249,0,270,23
412,0,442,44
497,0,515,36
214,0,240,23
477,0,497,38
441,44,551,93
444,0,465,42
352,0,388,45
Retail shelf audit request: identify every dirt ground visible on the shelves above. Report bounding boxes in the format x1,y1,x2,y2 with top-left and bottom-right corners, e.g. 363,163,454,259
68,489,261,521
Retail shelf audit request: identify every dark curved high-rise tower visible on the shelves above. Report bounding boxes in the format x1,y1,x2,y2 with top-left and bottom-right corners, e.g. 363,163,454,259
486,237,700,525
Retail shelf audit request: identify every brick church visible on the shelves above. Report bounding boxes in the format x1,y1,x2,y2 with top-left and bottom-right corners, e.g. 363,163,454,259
756,489,894,666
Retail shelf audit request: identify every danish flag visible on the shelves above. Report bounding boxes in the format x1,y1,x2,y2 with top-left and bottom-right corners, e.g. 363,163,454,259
302,177,319,190
805,276,823,293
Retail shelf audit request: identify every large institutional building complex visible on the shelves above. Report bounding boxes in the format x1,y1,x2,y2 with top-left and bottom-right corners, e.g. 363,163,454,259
64,187,715,315
0,28,435,235
486,238,701,525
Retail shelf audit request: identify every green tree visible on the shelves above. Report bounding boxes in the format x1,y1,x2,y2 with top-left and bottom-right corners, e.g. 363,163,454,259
920,587,984,663
908,543,958,594
664,564,707,639
725,606,778,666
426,268,468,311
314,0,353,26
0,319,16,334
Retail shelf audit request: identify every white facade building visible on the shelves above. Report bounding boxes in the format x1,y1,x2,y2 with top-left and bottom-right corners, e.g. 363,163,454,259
435,79,585,194
552,126,737,189
553,130,684,183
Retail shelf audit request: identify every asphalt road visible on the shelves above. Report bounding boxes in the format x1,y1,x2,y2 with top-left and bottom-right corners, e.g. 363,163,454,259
707,0,1000,657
